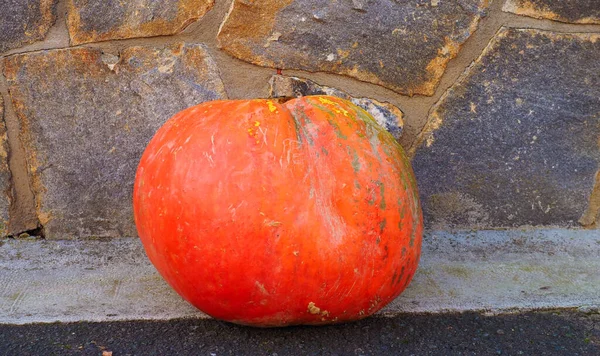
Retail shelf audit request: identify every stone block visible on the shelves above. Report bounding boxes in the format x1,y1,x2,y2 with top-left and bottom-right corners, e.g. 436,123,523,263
0,0,58,53
67,0,214,45
218,0,489,96
0,97,11,236
412,28,600,229
503,0,600,24
4,43,227,238
269,75,404,140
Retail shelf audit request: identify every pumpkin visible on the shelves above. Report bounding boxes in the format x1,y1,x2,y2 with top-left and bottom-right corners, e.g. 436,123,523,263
133,95,422,327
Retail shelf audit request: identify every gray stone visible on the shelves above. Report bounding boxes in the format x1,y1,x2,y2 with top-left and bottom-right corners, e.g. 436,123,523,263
218,0,489,96
0,0,58,53
66,0,214,45
3,43,227,239
269,75,404,140
0,97,11,236
503,0,600,24
412,28,600,229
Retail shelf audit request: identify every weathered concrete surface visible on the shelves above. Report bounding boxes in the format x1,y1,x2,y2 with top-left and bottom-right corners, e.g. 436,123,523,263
3,43,227,239
218,0,490,96
269,75,404,140
503,0,600,24
413,28,600,229
1,229,598,324
0,0,58,53
66,0,214,45
0,98,11,236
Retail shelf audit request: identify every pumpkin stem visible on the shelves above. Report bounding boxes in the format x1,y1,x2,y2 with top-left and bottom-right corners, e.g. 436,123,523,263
275,97,294,104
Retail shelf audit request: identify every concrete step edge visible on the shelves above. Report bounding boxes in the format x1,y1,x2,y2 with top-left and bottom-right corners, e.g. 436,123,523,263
1,229,598,324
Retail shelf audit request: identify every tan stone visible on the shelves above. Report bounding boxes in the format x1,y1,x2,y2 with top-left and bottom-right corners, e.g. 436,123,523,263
3,43,226,238
218,0,489,96
0,0,58,53
503,0,600,24
0,96,11,236
67,0,214,45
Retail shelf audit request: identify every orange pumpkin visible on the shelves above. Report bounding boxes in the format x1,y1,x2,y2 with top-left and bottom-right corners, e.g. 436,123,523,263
133,96,422,327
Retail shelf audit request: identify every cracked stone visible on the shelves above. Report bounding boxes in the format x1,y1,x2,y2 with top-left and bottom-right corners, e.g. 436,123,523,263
0,97,11,236
503,0,600,24
66,0,214,45
218,0,489,96
0,0,58,53
269,75,404,141
3,43,227,239
412,28,600,229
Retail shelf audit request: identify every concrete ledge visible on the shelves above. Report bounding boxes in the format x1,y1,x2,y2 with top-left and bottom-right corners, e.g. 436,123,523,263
1,229,599,324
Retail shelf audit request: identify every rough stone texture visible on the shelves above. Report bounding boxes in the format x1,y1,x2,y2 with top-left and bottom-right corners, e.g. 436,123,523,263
218,0,489,96
3,43,227,239
0,0,58,53
503,0,600,24
269,75,404,140
0,97,11,236
413,28,600,229
66,0,214,45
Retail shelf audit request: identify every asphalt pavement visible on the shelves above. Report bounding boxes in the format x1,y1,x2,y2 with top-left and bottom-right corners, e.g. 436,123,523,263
1,309,598,355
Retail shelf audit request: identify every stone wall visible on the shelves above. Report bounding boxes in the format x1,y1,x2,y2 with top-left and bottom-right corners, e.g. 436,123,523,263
0,0,598,239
